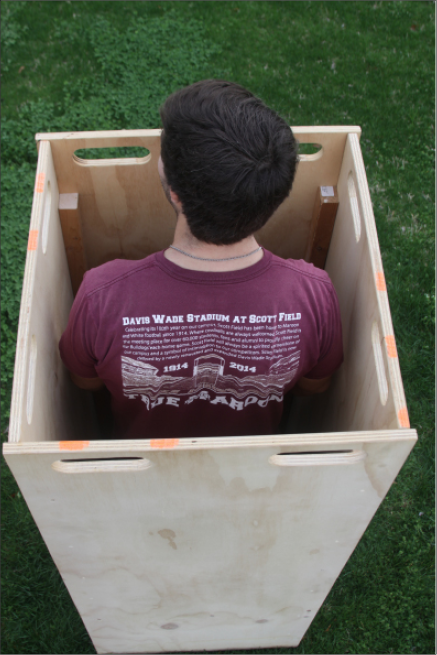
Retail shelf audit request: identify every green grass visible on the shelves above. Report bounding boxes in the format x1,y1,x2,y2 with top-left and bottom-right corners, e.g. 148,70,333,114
1,2,434,653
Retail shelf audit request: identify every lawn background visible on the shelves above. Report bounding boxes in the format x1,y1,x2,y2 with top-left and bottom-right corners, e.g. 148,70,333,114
1,2,434,654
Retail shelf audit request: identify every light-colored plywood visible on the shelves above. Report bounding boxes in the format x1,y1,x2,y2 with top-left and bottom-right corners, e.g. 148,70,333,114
8,142,97,444
36,131,176,269
257,128,357,259
288,133,409,435
4,430,416,654
35,127,361,267
58,193,87,295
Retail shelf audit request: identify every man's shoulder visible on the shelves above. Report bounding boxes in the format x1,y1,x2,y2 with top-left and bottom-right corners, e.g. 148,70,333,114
270,253,334,287
80,254,158,298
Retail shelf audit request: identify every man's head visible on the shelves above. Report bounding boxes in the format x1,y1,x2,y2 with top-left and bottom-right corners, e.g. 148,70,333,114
159,80,299,245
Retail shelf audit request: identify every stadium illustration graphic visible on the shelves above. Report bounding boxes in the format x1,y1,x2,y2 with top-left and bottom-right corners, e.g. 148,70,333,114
121,352,300,401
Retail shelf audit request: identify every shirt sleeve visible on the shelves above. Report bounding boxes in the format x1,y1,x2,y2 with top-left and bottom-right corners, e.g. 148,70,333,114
304,282,344,380
59,274,100,378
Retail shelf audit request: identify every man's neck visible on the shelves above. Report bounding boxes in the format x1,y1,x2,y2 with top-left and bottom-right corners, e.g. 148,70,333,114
164,214,264,272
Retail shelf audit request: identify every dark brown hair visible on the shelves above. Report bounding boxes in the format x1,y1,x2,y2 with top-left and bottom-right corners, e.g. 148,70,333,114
160,80,298,245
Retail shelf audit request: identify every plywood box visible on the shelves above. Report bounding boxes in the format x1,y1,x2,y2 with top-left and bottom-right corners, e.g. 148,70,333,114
3,128,417,654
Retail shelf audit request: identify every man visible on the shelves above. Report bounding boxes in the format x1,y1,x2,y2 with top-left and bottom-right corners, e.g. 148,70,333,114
59,80,343,439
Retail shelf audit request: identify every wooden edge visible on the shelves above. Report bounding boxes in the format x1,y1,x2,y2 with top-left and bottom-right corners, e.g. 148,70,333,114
2,429,418,455
35,126,362,142
8,141,52,445
292,125,361,136
348,133,410,429
305,186,339,267
58,193,87,295
35,129,163,141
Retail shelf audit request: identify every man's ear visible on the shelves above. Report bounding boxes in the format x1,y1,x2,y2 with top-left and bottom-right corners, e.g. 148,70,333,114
169,188,182,209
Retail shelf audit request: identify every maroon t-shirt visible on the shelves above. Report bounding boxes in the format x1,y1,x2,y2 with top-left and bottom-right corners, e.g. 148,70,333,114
59,249,343,439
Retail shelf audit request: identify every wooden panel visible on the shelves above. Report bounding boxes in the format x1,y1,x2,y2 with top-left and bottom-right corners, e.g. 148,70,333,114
256,127,359,260
36,131,176,270
3,430,416,654
8,142,97,444
36,127,361,267
288,134,409,434
305,186,339,268
58,193,87,296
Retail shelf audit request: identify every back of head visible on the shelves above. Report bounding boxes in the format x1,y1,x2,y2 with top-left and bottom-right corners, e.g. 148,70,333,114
160,80,299,245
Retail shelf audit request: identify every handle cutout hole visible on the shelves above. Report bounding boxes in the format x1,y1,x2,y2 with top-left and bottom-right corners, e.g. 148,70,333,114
347,172,362,242
298,143,323,161
73,147,151,167
269,450,366,467
26,336,37,424
60,457,144,462
372,322,389,405
278,450,353,456
42,180,51,254
52,456,153,474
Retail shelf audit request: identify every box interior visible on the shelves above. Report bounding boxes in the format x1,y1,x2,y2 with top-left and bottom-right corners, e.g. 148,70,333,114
9,128,408,444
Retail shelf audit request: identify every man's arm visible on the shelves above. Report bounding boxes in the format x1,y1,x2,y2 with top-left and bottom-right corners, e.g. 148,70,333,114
292,375,331,396
69,372,114,438
69,371,105,391
278,375,331,433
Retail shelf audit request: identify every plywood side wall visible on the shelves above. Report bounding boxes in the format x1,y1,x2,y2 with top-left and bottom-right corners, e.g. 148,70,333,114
288,134,409,434
8,142,97,443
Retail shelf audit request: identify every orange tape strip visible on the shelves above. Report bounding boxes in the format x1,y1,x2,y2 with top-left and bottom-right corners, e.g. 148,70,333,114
376,271,386,291
59,441,90,451
385,335,398,358
28,230,38,251
150,439,179,449
35,172,45,193
398,407,410,428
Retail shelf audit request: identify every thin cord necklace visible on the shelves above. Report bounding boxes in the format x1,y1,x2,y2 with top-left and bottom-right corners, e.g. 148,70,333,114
169,245,262,262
